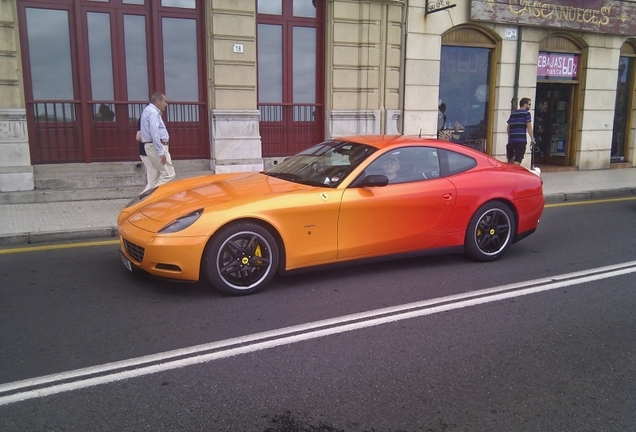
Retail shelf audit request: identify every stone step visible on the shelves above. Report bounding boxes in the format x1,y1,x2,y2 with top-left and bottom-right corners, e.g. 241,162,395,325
33,159,210,176
34,172,146,191
1,160,214,204
33,160,211,190
0,185,144,205
1,172,213,204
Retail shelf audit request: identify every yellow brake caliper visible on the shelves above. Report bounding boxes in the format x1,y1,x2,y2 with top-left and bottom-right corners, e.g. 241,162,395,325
254,244,263,266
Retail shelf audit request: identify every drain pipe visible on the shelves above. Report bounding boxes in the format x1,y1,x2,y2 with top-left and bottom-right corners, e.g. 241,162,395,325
398,0,408,135
512,26,522,111
512,26,539,174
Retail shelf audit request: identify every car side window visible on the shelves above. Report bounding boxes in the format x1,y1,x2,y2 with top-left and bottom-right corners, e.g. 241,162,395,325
364,147,441,184
438,149,477,176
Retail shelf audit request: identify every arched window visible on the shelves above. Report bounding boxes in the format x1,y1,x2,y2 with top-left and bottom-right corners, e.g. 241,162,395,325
438,26,497,154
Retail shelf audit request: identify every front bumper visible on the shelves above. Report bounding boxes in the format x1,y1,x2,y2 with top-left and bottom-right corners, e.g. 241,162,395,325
118,221,209,282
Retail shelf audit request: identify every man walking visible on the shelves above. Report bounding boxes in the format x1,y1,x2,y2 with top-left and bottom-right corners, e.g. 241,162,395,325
139,92,175,192
506,97,535,165
136,117,157,194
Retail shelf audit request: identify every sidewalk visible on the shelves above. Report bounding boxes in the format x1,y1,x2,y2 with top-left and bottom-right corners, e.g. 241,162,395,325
1,168,635,247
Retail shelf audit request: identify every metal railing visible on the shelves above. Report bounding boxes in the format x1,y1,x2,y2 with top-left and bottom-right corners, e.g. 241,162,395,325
259,103,323,157
28,101,208,163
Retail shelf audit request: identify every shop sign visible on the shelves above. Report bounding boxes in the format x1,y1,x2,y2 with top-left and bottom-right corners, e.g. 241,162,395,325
426,0,457,15
470,0,636,36
537,52,579,78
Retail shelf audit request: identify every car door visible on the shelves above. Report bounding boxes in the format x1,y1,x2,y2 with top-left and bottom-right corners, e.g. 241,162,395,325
272,187,344,269
337,147,457,260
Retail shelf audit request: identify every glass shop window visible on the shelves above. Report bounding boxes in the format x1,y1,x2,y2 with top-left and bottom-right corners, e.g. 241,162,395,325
438,46,491,153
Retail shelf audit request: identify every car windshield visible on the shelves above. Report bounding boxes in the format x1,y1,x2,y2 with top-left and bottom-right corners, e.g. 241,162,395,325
264,140,377,188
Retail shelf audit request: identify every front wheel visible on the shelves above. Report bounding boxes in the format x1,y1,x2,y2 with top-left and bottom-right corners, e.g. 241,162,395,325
464,201,515,262
202,222,279,295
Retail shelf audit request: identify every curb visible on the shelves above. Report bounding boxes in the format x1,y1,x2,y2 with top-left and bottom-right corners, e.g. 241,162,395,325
1,188,635,247
0,227,119,247
543,187,636,204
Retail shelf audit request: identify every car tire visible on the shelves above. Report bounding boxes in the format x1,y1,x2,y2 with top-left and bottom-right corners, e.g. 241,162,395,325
202,222,279,295
464,201,515,262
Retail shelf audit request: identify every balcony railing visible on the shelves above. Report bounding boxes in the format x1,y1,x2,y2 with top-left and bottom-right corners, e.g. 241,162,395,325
259,103,323,157
27,101,208,163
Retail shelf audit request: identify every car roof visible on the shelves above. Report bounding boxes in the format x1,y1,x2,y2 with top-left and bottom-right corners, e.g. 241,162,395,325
335,135,417,150
335,134,478,154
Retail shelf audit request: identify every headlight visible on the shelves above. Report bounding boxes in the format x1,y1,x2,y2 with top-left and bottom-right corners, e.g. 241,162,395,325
125,187,158,208
158,209,204,234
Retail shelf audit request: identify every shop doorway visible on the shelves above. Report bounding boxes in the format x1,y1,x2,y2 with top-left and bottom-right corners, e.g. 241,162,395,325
533,83,576,166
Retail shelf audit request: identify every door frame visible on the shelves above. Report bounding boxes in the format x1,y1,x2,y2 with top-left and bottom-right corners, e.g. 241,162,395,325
17,0,208,164
256,0,325,157
534,82,578,166
612,49,636,164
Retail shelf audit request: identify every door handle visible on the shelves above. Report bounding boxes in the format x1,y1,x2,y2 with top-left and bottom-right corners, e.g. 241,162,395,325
442,193,452,200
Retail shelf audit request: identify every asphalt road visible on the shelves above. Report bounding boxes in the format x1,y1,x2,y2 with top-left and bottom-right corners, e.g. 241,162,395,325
1,198,635,431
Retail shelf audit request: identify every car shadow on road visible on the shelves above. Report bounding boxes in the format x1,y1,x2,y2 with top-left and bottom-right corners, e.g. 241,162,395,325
117,247,534,300
269,252,468,291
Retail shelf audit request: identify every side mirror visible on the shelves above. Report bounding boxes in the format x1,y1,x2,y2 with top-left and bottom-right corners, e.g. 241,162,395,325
351,174,389,188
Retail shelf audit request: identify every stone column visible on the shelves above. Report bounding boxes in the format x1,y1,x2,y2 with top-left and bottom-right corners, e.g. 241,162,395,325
0,0,34,191
327,0,404,137
0,108,33,191
577,36,621,170
207,0,263,173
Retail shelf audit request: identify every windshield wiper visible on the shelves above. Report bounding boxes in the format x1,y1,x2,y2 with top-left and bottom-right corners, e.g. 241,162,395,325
265,172,301,182
301,179,331,187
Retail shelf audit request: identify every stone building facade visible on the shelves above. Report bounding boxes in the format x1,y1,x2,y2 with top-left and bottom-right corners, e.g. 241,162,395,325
0,0,634,193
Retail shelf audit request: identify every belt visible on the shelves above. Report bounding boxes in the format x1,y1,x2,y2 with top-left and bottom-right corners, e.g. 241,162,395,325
143,141,169,145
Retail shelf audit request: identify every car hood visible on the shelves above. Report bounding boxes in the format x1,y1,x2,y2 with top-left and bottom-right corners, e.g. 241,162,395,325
126,172,312,230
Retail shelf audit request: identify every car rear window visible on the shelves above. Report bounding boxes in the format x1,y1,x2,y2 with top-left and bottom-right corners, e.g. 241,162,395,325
438,149,477,176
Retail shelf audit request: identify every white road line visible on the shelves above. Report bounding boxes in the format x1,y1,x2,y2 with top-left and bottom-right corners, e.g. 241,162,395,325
2,260,636,406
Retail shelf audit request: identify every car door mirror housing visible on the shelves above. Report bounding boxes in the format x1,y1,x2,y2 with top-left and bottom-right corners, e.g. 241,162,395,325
358,174,389,187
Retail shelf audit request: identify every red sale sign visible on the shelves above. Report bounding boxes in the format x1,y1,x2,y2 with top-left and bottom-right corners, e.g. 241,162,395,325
537,52,579,78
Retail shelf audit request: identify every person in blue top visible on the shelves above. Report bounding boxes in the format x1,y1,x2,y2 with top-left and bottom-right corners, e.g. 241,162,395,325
506,97,535,165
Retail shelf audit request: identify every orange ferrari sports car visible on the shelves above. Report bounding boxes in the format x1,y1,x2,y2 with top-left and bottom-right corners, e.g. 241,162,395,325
118,135,544,295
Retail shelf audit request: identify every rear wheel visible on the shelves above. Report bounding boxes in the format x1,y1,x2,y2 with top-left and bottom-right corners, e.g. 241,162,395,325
464,201,515,262
202,222,279,295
